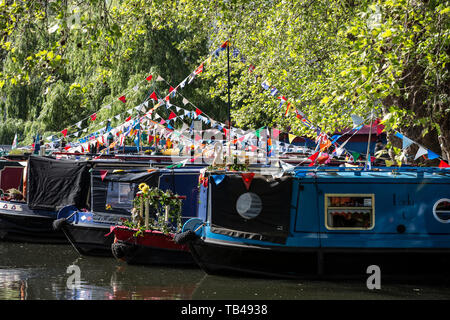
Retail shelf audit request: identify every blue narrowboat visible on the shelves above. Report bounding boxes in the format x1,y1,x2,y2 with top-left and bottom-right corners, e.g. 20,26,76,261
180,166,450,278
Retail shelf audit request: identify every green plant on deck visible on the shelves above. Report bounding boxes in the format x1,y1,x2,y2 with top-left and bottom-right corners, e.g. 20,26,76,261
124,183,183,236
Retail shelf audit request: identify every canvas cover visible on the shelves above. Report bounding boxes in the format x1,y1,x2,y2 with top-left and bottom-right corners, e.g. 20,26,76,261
27,156,91,211
209,175,292,244
91,169,159,215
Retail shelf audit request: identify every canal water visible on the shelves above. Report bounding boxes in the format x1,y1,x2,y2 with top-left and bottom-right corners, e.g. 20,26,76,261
0,241,449,300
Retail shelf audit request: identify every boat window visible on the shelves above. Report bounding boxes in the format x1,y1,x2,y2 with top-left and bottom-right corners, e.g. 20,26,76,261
433,199,450,223
325,194,374,230
105,182,136,212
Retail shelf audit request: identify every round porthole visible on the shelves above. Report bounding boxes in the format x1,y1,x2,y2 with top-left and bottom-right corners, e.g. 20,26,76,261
433,199,450,223
236,192,262,220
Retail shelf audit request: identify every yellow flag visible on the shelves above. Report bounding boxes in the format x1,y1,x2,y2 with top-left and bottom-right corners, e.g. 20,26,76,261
288,134,296,143
385,160,393,167
206,56,212,65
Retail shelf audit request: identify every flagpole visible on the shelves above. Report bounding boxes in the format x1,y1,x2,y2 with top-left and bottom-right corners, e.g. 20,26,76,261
227,41,231,164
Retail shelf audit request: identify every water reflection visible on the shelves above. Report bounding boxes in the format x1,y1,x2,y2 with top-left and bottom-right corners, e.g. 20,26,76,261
0,242,450,300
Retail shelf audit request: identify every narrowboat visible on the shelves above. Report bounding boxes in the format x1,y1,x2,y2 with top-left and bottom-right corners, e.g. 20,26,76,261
0,156,90,244
179,166,450,278
55,166,203,257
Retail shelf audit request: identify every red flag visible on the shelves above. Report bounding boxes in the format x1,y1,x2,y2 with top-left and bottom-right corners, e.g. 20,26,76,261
169,86,175,93
308,151,320,167
125,116,132,122
61,129,68,137
165,95,170,102
195,63,204,75
118,96,126,103
439,160,450,168
146,75,153,81
100,170,108,181
149,91,158,101
168,111,177,120
241,172,255,191
221,40,229,48
195,108,202,116
90,113,97,121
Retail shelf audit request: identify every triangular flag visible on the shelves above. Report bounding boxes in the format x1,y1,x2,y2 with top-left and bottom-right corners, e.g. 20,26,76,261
385,160,394,167
118,96,126,103
195,63,204,75
439,160,450,168
308,151,320,167
61,129,68,137
211,175,226,185
414,146,428,160
75,121,82,129
350,114,364,126
156,75,164,81
100,170,108,181
402,136,414,149
146,75,153,81
149,91,158,101
182,97,189,105
241,172,255,191
427,150,439,160
351,152,361,161
90,113,97,121
168,111,177,120
288,134,296,143
195,108,202,116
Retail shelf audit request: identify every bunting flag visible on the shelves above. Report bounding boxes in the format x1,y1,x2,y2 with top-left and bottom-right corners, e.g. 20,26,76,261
149,91,158,101
100,170,108,181
272,128,280,139
168,111,177,120
195,63,204,75
195,108,203,116
351,152,360,162
439,160,450,168
241,172,255,190
308,151,320,167
146,75,153,81
288,134,296,144
11,133,17,149
118,96,127,103
414,146,428,160
211,174,226,185
402,136,414,149
427,150,440,160
350,114,364,127
156,75,164,82
61,129,68,137
90,113,97,121
284,103,295,116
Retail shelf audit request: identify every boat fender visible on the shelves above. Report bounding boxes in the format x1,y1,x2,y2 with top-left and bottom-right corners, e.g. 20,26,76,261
173,230,198,245
52,210,78,231
111,241,137,260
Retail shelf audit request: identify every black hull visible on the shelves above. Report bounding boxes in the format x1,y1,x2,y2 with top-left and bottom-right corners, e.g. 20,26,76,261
62,224,114,257
113,240,197,267
189,239,450,279
0,211,68,244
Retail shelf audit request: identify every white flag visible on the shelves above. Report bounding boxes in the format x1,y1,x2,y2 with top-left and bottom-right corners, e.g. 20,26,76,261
156,75,164,82
414,146,428,160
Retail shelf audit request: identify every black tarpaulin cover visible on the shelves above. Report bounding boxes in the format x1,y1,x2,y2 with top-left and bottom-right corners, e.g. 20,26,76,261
91,169,159,215
209,174,292,244
27,156,91,211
